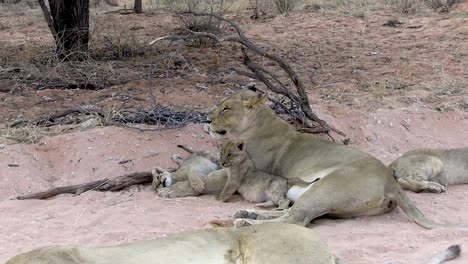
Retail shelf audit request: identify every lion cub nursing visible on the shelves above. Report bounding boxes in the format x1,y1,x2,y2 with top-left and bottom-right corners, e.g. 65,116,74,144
390,147,468,193
217,139,310,209
151,145,220,193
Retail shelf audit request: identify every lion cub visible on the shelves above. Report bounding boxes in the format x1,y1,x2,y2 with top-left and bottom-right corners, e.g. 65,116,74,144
218,139,309,209
390,147,468,193
152,145,220,192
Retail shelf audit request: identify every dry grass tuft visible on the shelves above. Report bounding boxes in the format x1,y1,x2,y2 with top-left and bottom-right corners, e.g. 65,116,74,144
0,124,45,144
423,0,462,13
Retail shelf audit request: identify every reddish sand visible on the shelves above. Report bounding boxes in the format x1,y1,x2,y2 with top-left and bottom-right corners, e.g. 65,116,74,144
0,4,467,264
1,107,467,263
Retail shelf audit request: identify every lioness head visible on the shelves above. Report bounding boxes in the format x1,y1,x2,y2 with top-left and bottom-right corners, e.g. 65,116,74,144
207,89,269,138
219,139,246,167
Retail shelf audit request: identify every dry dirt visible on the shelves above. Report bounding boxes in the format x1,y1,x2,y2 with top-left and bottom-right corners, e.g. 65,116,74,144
0,2,467,264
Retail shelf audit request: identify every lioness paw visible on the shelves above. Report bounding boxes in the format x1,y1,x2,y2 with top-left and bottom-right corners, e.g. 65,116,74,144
157,187,171,198
189,176,205,193
423,182,446,193
233,209,258,219
233,219,254,228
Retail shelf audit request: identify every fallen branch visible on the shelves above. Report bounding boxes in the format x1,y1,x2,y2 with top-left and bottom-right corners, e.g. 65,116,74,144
151,12,345,137
10,107,100,128
13,172,153,200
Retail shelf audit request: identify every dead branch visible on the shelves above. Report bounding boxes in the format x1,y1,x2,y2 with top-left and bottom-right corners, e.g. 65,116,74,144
10,107,100,128
151,12,345,136
37,0,58,41
14,172,153,200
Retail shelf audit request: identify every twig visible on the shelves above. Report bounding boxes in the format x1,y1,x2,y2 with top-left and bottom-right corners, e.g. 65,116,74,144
37,0,58,41
14,172,153,200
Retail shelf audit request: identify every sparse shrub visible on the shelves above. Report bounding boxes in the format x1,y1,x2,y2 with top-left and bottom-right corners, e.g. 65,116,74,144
400,0,417,14
424,0,462,13
274,0,299,14
94,0,119,7
165,0,233,33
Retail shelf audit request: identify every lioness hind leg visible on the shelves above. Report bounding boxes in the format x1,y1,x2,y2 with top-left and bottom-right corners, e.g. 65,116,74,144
234,206,317,228
235,179,339,227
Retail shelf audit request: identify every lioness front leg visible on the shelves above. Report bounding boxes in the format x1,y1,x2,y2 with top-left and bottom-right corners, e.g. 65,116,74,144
398,178,446,193
233,208,289,220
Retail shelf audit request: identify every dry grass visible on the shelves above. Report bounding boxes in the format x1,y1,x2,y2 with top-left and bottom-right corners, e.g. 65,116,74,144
423,0,463,13
0,124,46,144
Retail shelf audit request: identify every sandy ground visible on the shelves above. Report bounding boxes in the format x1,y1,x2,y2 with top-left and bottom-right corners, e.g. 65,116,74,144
1,107,467,264
0,3,468,264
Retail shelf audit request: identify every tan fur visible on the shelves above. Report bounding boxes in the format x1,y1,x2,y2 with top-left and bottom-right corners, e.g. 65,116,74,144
5,223,345,264
390,148,468,193
217,139,296,209
158,89,468,230
152,146,220,194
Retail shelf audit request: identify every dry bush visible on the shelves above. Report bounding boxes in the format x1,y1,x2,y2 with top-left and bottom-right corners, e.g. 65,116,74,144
399,0,418,14
164,0,234,34
274,0,300,13
91,0,119,8
300,0,425,14
424,0,462,13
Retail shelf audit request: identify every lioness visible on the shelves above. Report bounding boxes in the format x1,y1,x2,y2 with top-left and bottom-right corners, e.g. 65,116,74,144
157,89,467,230
5,223,461,264
5,223,346,264
217,139,310,209
152,145,220,193
390,148,468,193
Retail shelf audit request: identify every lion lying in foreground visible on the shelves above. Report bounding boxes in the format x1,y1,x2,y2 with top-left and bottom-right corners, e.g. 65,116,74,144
5,223,461,264
6,223,344,264
390,148,468,193
157,89,467,230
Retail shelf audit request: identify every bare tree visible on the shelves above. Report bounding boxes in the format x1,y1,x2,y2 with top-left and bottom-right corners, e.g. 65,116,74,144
134,0,142,13
38,0,90,61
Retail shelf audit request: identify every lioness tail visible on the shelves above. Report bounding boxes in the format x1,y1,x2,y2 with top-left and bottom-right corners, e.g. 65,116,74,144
391,184,468,230
427,244,461,264
177,144,195,154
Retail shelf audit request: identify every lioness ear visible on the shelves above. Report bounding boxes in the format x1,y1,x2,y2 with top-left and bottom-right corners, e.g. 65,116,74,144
244,92,269,109
236,141,244,151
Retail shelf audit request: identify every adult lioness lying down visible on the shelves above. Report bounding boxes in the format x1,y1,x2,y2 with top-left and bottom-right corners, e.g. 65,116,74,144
158,89,466,230
6,223,345,264
390,148,468,193
5,223,461,264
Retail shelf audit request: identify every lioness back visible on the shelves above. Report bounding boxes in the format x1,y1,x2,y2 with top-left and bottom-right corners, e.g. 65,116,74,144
390,148,468,193
5,223,341,264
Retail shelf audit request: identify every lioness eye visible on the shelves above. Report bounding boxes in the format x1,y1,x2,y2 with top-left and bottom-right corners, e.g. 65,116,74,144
222,108,230,112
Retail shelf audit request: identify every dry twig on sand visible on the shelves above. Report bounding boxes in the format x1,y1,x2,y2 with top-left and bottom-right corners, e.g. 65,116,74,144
13,172,153,200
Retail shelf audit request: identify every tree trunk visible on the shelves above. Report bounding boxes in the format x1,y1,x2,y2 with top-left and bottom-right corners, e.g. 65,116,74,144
48,0,90,61
134,0,142,13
